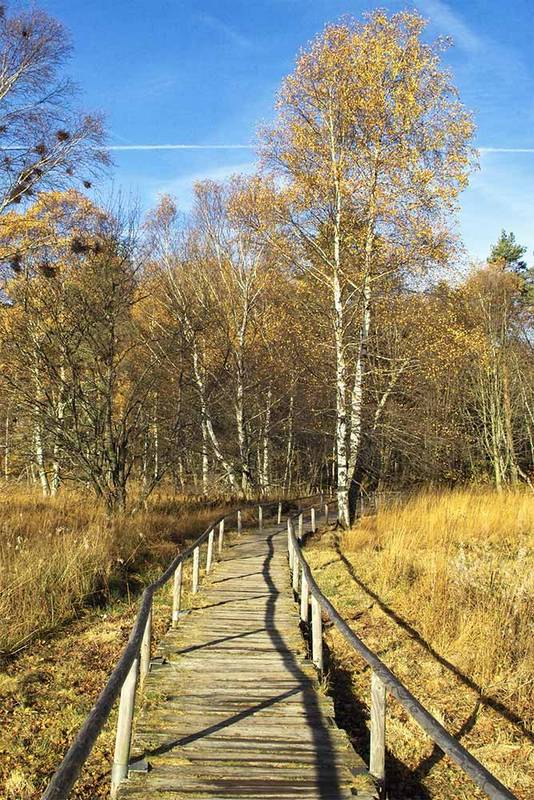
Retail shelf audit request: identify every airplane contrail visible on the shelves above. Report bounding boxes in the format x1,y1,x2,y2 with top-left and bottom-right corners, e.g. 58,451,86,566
478,147,534,153
3,143,533,153
1,143,255,152
107,144,255,151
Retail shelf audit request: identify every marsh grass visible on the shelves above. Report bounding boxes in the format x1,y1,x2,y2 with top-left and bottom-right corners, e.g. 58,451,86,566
306,487,534,799
0,485,245,656
0,485,257,799
343,488,533,697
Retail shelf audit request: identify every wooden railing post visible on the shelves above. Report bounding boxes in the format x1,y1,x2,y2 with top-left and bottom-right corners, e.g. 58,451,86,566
311,594,323,672
206,528,214,574
110,657,138,797
171,562,182,628
287,519,294,570
298,511,303,540
277,501,282,524
237,509,242,534
370,671,386,789
139,604,152,688
258,505,263,531
292,548,299,593
300,567,309,622
44,503,520,800
192,546,200,593
324,503,329,525
311,506,316,533
218,519,225,556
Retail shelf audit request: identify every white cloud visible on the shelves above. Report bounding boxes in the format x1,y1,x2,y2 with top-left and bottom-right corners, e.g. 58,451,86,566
479,147,534,154
146,161,258,211
195,12,253,51
416,0,481,53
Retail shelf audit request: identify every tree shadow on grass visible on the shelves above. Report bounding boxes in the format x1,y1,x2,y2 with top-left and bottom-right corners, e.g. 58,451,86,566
332,536,532,744
318,633,432,800
303,614,492,798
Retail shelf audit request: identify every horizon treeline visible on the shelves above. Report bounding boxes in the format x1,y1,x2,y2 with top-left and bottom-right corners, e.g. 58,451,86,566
0,5,533,518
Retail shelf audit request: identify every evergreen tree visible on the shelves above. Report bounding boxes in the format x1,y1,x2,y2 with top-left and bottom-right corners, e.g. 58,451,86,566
489,230,533,304
489,230,527,272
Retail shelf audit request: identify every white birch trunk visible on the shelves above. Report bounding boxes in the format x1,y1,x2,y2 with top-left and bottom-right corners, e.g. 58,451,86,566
191,340,238,491
261,383,272,495
141,428,149,490
34,418,50,497
31,352,50,497
152,393,160,481
327,102,349,526
284,392,294,495
51,365,66,496
348,266,372,482
4,411,9,482
235,328,252,497
178,456,185,492
333,266,349,526
201,419,209,496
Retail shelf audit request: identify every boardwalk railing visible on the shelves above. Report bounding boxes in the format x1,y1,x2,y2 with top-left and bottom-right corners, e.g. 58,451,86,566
41,496,313,800
41,496,517,800
286,503,517,800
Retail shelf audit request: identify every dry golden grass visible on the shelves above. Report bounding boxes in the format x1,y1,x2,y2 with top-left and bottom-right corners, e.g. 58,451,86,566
306,487,534,800
0,484,243,657
1,601,138,800
345,488,533,697
0,484,255,798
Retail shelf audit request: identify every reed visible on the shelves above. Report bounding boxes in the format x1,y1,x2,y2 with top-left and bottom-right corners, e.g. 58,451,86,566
306,487,534,799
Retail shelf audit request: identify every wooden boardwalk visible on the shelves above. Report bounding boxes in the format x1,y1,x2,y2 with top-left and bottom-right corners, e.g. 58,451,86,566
117,522,377,800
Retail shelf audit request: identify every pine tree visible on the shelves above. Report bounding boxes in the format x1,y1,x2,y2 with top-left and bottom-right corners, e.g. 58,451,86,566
489,230,527,272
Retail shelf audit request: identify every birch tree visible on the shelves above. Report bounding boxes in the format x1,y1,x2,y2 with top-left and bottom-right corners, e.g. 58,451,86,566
463,262,533,488
0,195,157,512
143,194,240,492
192,178,275,496
260,10,475,524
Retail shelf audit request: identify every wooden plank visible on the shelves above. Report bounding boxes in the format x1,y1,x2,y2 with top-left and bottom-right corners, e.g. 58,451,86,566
171,562,182,628
192,546,200,594
206,529,214,574
300,570,309,622
311,594,323,672
117,523,377,800
139,607,152,688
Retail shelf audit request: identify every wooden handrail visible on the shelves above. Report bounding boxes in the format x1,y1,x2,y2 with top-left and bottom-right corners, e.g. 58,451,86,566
41,508,228,800
41,495,318,800
286,507,517,800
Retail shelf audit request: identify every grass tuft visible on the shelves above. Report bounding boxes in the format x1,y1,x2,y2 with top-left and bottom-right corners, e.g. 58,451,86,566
306,487,534,799
0,486,239,657
0,485,248,798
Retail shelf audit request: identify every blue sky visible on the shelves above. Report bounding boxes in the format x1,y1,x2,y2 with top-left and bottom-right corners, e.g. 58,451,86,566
38,0,534,265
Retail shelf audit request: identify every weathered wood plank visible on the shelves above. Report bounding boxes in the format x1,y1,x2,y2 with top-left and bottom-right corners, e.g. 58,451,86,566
117,523,377,800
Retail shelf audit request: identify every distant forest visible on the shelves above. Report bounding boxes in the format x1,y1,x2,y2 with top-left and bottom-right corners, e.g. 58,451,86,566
0,5,533,519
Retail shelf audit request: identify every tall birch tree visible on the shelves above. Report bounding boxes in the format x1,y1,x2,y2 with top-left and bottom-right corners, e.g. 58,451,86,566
260,10,475,524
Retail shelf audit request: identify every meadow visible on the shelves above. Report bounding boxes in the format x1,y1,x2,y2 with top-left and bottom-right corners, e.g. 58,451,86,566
305,488,534,800
0,485,252,799
1,486,532,798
